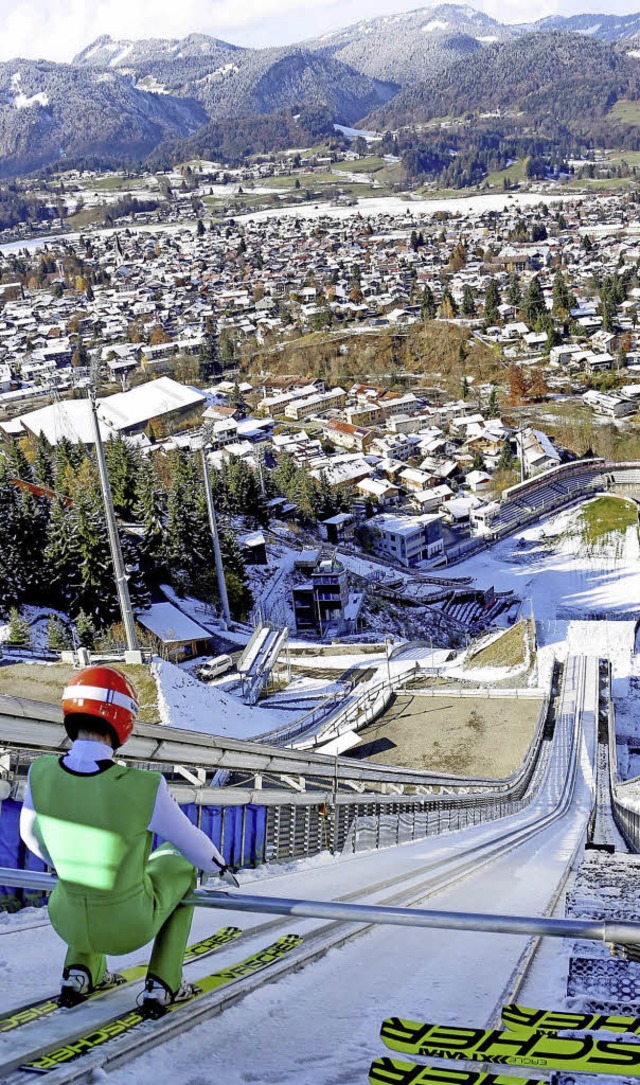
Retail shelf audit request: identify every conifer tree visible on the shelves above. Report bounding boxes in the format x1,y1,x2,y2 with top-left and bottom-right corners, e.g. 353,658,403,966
507,272,522,309
134,457,167,590
47,615,71,651
44,498,81,612
54,438,87,491
552,270,572,316
165,451,210,594
0,468,27,610
104,434,141,519
33,433,55,488
4,438,32,482
420,285,436,323
73,484,119,624
523,276,547,326
15,491,50,604
462,285,476,316
484,278,501,325
219,529,253,619
199,316,220,381
7,607,30,646
75,609,95,648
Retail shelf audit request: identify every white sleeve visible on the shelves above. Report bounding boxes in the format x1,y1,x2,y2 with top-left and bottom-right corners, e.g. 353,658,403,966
149,776,227,873
19,778,53,866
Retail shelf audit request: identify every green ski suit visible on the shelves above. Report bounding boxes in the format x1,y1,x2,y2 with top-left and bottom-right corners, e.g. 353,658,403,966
28,755,197,993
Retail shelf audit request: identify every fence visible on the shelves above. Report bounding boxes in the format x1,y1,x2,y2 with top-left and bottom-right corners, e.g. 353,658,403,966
394,686,545,699
0,667,554,908
0,795,267,909
607,661,640,852
265,674,554,861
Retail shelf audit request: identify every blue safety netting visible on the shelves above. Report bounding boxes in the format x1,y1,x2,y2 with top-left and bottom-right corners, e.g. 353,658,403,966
0,796,268,908
0,798,49,909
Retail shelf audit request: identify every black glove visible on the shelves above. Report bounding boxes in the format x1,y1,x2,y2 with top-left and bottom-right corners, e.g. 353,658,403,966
218,865,240,888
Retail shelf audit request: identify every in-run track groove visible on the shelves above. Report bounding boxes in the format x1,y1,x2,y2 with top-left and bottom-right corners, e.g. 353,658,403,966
0,656,597,1085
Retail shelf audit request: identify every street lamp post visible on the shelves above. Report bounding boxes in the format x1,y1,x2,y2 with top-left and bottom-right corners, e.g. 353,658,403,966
88,392,139,655
385,636,392,688
200,444,232,629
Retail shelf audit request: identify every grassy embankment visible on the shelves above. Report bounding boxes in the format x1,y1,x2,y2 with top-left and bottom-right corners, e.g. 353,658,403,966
608,100,640,126
0,663,159,723
466,619,531,670
251,322,503,397
576,495,638,551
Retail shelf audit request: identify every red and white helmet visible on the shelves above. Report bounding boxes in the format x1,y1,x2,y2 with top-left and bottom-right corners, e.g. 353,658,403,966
62,666,139,748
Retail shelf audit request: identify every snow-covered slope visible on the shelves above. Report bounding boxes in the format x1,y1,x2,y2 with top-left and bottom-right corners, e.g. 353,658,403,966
153,658,287,739
0,60,207,177
73,33,243,69
532,11,640,43
305,4,515,84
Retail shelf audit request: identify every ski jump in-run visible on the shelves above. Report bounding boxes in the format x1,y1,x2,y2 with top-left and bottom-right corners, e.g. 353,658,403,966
19,665,239,1017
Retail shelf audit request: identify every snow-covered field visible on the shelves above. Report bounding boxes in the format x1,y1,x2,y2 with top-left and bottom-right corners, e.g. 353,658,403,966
235,192,566,225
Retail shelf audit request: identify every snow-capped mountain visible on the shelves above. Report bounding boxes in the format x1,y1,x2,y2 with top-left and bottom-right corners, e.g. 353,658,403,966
73,32,243,70
531,12,640,43
0,60,208,177
0,42,396,176
305,4,516,84
4,5,640,176
73,33,397,131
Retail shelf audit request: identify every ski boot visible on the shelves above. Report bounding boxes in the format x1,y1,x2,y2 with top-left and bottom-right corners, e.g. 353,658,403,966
59,966,125,1008
140,975,200,1019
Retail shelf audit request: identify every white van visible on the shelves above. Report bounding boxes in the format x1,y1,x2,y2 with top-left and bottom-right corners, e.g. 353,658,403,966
196,654,233,680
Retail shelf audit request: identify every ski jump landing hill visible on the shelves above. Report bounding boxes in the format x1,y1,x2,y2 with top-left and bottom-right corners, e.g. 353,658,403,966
1,653,638,1085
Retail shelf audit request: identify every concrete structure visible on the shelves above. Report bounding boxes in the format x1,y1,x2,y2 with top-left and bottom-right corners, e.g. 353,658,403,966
284,387,346,421
292,558,350,634
366,511,444,567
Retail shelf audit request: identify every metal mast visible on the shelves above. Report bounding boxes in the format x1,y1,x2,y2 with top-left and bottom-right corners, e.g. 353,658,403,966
200,444,232,628
88,392,139,652
519,419,526,485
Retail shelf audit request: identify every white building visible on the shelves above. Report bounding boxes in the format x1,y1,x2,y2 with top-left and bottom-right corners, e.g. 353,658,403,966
366,511,444,567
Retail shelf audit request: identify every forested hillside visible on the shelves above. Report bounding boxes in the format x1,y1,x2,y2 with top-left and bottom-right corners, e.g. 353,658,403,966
369,32,640,135
0,62,207,178
150,107,339,168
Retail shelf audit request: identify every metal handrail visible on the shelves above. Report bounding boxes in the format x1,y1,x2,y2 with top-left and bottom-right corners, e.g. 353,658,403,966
0,694,538,793
2,869,639,944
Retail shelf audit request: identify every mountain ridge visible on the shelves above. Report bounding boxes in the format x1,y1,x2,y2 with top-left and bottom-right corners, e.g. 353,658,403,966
366,30,640,133
4,6,640,177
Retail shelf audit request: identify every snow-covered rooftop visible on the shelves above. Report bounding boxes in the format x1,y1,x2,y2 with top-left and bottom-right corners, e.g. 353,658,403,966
138,602,211,644
98,376,205,431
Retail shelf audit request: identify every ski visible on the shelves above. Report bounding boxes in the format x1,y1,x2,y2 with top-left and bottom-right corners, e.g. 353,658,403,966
18,934,303,1074
0,926,242,1037
380,1017,640,1075
369,1057,547,1085
502,1003,640,1037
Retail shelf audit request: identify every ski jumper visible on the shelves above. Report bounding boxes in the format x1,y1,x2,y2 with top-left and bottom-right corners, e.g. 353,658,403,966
21,739,226,994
